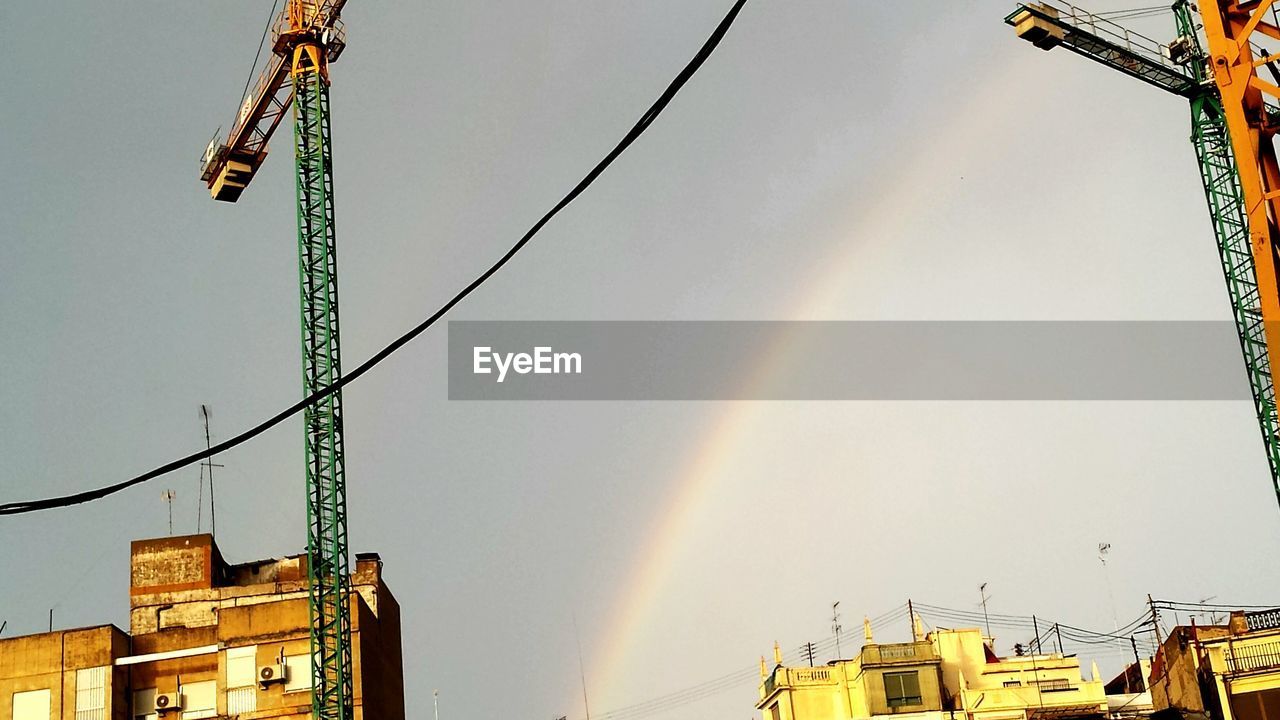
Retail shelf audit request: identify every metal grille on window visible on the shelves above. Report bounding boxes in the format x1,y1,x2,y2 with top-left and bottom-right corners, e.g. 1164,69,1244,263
227,645,259,714
75,666,107,720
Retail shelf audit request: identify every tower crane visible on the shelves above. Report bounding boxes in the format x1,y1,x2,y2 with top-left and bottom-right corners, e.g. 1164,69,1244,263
1007,1,1280,506
199,1,354,718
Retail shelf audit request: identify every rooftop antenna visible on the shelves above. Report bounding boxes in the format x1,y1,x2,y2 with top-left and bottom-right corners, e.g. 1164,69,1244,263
161,489,177,535
573,616,592,720
198,405,224,537
1200,595,1223,625
832,601,843,659
979,583,992,640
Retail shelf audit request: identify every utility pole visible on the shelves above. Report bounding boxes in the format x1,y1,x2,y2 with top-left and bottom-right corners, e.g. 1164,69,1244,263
1130,637,1145,693
433,690,439,720
832,602,843,659
1148,594,1165,647
979,583,992,639
801,642,817,667
1053,624,1063,655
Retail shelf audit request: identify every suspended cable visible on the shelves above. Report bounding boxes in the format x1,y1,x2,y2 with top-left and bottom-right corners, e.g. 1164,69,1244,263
1154,598,1278,610
0,0,750,516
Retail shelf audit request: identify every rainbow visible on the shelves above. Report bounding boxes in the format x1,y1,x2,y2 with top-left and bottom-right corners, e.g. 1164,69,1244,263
587,54,1033,713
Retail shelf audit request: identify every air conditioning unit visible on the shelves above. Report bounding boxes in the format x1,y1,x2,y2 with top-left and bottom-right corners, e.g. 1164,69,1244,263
258,663,288,687
154,693,183,713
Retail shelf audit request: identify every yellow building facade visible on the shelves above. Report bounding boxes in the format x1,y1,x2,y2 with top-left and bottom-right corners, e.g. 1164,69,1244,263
759,626,1108,720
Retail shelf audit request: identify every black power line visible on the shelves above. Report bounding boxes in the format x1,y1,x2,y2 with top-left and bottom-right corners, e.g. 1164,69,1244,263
0,0,749,516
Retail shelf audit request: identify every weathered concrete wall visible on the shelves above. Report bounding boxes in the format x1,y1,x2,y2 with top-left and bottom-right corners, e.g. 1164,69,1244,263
0,625,128,720
3,535,405,720
129,536,221,598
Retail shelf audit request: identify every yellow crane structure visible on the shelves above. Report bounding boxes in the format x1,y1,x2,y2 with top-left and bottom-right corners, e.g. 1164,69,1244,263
199,1,354,718
1009,1,1280,505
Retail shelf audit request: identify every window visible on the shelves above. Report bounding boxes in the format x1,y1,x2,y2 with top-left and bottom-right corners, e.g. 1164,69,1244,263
1035,678,1071,692
12,689,51,720
884,671,923,708
1004,680,1022,687
769,702,782,720
283,654,314,693
132,688,156,720
76,667,107,720
226,646,258,714
180,680,217,720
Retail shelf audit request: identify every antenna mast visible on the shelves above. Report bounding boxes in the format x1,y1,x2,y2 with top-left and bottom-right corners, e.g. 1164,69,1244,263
199,405,223,538
832,602,843,659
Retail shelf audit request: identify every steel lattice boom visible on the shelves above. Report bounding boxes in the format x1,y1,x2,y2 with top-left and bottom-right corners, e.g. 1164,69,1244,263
199,1,354,718
1008,1,1280,504
291,30,354,720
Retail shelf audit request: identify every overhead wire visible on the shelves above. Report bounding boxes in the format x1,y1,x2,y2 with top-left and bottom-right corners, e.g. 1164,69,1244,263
589,635,840,720
585,600,1160,720
0,0,750,516
587,604,919,720
1092,6,1172,21
589,603,927,720
234,0,282,130
1154,598,1278,611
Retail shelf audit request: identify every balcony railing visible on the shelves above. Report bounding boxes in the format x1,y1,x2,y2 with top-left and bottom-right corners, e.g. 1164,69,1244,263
1227,641,1280,674
1245,609,1280,632
763,666,836,697
791,668,832,684
862,642,937,665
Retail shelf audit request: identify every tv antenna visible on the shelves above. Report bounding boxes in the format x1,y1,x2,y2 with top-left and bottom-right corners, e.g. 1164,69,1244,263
161,489,177,535
979,583,992,639
197,405,224,537
832,602,843,659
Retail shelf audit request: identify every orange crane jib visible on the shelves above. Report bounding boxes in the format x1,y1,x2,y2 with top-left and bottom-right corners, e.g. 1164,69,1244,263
199,0,347,203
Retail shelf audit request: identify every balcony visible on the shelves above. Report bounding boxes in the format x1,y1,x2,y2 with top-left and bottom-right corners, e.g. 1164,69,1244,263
862,641,938,666
1226,640,1280,674
761,666,838,700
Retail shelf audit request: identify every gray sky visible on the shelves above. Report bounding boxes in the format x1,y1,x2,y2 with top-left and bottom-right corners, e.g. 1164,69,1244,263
2,1,1278,719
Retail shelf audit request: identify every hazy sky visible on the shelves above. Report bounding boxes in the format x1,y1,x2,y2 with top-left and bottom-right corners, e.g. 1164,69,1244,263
3,2,1279,719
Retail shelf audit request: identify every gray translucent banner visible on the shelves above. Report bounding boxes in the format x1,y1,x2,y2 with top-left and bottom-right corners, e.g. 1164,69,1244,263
446,321,1253,401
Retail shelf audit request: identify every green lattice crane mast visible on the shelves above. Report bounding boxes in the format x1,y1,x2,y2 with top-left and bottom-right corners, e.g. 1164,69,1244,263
199,1,354,718
1006,1,1280,505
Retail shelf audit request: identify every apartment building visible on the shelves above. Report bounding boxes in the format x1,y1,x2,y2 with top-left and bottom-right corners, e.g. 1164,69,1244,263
758,624,1108,720
0,534,404,720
